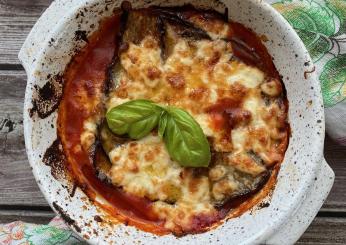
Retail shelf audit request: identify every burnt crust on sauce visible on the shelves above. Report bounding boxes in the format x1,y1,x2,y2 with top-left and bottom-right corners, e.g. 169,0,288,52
53,201,82,232
43,138,77,195
43,138,68,181
29,74,63,119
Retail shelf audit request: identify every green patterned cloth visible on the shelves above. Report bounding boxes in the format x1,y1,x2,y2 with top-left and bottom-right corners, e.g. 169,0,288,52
270,0,346,144
1,1,345,245
0,217,85,244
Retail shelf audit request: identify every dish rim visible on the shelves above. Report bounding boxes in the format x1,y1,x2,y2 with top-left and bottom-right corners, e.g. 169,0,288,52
20,0,325,243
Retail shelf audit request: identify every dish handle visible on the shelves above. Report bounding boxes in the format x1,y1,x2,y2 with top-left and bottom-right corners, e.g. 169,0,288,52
265,158,335,244
18,0,72,74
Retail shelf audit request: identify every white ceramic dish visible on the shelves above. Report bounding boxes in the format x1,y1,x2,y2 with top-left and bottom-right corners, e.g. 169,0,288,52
19,0,335,244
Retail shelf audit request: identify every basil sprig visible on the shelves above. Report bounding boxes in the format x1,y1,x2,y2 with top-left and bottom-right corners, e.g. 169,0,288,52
106,100,162,140
106,99,211,167
161,107,211,167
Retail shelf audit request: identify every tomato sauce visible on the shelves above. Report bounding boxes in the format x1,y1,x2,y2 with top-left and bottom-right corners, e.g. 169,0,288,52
58,9,286,235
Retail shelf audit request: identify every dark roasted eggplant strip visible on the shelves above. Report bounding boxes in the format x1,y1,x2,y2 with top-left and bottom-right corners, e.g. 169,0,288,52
100,121,129,154
158,12,211,59
118,6,212,60
104,56,120,94
214,170,270,208
94,145,112,183
155,10,211,40
161,22,177,61
157,16,167,60
152,5,228,23
106,58,122,91
209,151,269,205
119,2,130,38
93,5,130,180
117,5,168,61
94,121,130,182
233,170,270,197
121,10,162,47
247,150,265,165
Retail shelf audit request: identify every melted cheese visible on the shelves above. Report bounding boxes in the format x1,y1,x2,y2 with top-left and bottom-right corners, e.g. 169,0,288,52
108,135,182,200
106,134,216,230
80,16,288,232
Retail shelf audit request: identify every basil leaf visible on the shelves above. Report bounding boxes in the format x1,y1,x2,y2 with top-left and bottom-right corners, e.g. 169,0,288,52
158,111,168,138
106,99,163,139
164,107,211,167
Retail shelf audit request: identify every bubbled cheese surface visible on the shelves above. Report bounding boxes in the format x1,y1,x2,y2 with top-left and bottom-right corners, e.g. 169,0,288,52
84,17,288,232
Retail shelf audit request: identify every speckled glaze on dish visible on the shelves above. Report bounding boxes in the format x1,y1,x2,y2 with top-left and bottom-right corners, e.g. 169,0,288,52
19,0,334,244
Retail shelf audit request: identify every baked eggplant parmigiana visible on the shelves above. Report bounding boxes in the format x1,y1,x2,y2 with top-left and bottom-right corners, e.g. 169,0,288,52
58,2,289,236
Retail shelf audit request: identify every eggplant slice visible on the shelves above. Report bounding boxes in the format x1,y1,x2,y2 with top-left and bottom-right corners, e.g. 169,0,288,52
121,9,162,47
94,121,130,183
119,6,211,59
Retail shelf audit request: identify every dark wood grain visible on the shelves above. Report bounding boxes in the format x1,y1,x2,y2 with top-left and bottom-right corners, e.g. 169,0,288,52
0,209,54,224
0,0,345,243
0,0,50,64
297,217,346,244
0,70,47,206
323,136,346,212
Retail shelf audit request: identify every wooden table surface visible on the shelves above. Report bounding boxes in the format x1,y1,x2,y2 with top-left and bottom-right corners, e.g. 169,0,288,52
0,0,345,243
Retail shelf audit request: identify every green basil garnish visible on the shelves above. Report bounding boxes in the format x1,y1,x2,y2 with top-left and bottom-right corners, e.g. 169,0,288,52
106,99,211,167
106,99,163,140
162,107,211,167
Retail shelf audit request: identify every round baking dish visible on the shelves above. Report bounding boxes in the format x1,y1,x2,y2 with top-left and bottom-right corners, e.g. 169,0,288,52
19,0,334,244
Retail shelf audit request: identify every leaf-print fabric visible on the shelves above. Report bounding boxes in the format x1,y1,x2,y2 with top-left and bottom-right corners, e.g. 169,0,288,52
270,0,346,145
320,54,346,107
327,0,346,36
273,0,335,62
0,219,85,245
